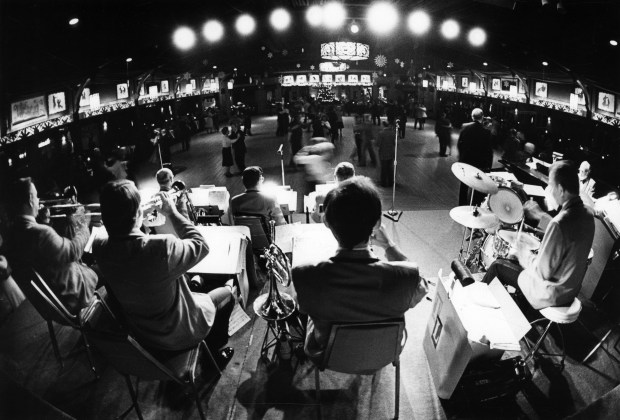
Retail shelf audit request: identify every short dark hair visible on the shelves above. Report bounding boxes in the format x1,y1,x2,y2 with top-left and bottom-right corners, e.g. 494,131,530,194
334,162,355,182
242,166,263,189
8,177,34,216
324,176,382,249
100,180,141,236
550,160,579,195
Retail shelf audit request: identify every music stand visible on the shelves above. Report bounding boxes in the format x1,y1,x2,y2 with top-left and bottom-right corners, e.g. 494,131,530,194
384,120,403,222
277,144,285,186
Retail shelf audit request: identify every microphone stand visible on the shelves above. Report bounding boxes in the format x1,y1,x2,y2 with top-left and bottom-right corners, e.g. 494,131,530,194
157,143,163,169
384,120,403,222
277,144,285,186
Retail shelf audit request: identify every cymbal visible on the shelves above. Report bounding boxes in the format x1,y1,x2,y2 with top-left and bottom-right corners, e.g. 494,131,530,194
450,206,499,229
451,163,498,195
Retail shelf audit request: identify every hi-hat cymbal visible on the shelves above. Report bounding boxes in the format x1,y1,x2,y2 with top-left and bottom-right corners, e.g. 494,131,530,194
451,162,499,195
450,206,499,229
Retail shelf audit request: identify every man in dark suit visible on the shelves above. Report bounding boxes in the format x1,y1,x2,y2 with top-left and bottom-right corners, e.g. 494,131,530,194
457,108,493,205
293,176,428,361
6,178,98,314
230,166,286,225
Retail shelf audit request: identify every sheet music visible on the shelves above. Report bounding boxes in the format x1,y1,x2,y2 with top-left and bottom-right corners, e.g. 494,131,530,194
523,184,546,197
84,225,107,253
292,230,338,267
228,300,251,336
489,171,518,182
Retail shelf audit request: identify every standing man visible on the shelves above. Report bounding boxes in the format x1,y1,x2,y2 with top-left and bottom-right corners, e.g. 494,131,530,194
5,178,98,314
435,111,452,157
94,180,235,362
482,161,595,310
293,176,428,361
457,108,493,205
377,121,396,187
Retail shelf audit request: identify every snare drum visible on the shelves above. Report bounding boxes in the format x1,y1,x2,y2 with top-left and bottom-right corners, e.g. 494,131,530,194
480,229,541,269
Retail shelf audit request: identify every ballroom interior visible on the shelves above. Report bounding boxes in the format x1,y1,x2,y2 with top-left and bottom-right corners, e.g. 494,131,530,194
1,1,620,419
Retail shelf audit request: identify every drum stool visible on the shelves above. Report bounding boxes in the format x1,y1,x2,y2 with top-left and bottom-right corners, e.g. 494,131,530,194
522,298,582,371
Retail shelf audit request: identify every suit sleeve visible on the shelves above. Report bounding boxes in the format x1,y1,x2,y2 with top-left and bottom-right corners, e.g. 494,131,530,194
38,222,89,264
268,196,287,226
165,211,209,278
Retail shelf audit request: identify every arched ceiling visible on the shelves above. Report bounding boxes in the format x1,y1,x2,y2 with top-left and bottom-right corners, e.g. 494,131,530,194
2,0,619,99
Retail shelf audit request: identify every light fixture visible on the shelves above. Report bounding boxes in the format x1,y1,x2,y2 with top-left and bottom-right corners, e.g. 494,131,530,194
173,27,196,50
367,2,399,34
323,2,347,29
319,62,350,72
235,14,256,35
542,61,548,66
270,8,291,31
610,40,618,46
321,42,369,61
69,17,79,25
306,5,323,26
468,27,486,47
407,10,431,35
350,20,360,34
203,20,224,42
441,20,460,39
126,57,133,63
483,62,488,66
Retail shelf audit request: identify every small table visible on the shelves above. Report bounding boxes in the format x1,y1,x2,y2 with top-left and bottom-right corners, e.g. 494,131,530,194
189,226,256,307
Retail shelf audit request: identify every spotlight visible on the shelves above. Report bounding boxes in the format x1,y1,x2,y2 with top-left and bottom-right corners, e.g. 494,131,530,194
306,5,323,27
483,62,488,66
270,8,291,31
126,57,133,63
367,2,399,34
235,14,256,35
323,2,346,29
203,20,224,42
610,40,618,46
441,20,460,40
173,27,196,50
468,27,486,46
69,17,79,25
407,10,431,35
350,20,360,33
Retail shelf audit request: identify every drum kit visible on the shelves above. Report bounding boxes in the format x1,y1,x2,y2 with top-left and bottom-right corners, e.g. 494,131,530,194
451,162,541,270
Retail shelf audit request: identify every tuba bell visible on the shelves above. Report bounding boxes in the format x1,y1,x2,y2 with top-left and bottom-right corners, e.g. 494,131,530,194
256,220,296,321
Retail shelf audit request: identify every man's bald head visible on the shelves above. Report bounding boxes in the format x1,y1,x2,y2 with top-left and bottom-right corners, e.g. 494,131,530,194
471,108,484,122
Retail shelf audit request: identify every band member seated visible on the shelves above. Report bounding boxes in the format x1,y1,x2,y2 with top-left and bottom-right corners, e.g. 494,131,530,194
148,168,189,236
311,162,355,223
482,160,595,309
293,176,429,361
230,166,286,226
93,180,235,362
5,177,98,314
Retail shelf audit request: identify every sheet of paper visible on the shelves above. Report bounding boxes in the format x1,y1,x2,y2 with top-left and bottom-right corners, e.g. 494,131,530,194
291,230,338,267
523,183,546,197
489,171,518,182
84,225,107,253
228,300,251,336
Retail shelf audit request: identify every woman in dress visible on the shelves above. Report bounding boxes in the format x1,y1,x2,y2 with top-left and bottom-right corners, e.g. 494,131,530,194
220,127,234,177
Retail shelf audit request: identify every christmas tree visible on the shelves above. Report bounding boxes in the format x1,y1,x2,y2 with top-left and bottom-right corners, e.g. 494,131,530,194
317,84,335,102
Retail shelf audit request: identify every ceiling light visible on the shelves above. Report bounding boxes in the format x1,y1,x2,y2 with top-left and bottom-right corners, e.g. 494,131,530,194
483,62,488,66
468,27,486,46
306,5,323,27
610,40,618,46
542,61,548,66
367,2,399,35
323,2,346,29
350,20,359,34
173,27,196,50
69,17,79,25
126,57,133,63
235,14,256,36
203,20,224,42
441,20,460,39
407,10,431,35
270,8,291,31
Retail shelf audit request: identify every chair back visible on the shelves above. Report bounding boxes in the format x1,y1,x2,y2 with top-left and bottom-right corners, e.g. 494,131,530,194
320,318,406,374
233,213,270,251
11,266,77,327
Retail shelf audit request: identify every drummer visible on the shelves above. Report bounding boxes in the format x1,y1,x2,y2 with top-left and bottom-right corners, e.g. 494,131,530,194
481,160,595,310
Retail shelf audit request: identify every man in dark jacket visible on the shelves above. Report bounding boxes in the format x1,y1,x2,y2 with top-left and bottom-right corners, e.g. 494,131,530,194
457,108,493,205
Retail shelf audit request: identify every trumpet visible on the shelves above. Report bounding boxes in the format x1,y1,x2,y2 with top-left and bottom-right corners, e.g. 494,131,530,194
141,180,187,211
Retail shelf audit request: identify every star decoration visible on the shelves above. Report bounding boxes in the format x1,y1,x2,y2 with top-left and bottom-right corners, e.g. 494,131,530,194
182,72,191,80
202,59,208,66
267,52,273,59
310,65,315,70
447,62,454,69
296,63,301,68
374,55,387,68
282,49,288,56
400,62,405,68
395,58,400,64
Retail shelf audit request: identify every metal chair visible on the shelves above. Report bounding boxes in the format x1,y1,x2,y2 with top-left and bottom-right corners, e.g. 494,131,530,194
84,295,220,420
232,213,270,252
310,318,407,420
12,266,98,378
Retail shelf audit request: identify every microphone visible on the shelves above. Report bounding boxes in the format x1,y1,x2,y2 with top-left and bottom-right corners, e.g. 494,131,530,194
277,144,283,154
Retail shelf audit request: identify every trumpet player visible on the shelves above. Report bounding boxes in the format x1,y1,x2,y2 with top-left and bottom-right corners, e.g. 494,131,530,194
4,177,99,314
149,168,189,236
93,180,235,365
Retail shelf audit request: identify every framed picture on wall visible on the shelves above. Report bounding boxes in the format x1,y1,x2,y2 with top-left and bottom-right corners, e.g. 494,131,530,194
461,77,468,88
309,74,319,83
161,80,169,93
190,79,196,90
139,85,145,96
518,81,525,94
48,92,66,114
597,91,615,113
501,80,512,91
492,78,501,90
11,96,46,125
535,82,547,98
575,88,586,105
79,88,91,107
116,83,129,99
